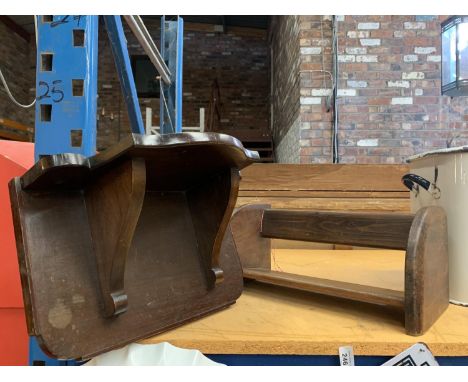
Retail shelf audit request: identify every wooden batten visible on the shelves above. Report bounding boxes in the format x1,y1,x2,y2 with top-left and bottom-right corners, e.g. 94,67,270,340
261,209,414,250
243,268,405,309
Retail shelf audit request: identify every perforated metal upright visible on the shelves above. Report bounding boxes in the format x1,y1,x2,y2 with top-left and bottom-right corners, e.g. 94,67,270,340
34,15,98,161
30,15,99,365
160,16,184,134
103,16,145,135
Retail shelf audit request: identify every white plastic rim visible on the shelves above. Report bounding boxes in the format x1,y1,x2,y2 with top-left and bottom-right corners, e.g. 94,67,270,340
408,148,468,305
84,342,224,366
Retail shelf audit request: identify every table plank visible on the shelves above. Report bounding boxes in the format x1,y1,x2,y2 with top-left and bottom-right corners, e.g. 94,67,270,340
239,164,409,192
236,196,410,212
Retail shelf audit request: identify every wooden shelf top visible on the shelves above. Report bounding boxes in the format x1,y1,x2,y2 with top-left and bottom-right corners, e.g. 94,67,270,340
141,249,468,356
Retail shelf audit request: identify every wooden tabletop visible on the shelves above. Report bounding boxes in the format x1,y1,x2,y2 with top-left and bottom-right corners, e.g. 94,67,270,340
141,249,468,356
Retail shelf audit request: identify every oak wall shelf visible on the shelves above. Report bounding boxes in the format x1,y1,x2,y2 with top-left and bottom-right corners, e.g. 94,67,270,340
230,204,449,336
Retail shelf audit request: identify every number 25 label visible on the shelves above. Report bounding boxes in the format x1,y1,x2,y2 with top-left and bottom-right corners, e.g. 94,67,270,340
38,80,64,103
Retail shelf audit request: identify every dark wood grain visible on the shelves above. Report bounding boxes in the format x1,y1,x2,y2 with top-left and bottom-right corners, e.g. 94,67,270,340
9,178,36,337
187,168,240,286
85,157,146,317
230,204,271,270
9,132,256,360
20,133,259,191
261,209,414,250
243,268,405,309
405,206,449,336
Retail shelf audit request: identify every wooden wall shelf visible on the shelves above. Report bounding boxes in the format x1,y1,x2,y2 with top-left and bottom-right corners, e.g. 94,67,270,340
9,133,257,360
231,204,449,336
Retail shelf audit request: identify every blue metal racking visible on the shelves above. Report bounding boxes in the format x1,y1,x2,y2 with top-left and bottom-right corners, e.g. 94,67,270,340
29,14,183,365
159,16,184,134
34,15,99,160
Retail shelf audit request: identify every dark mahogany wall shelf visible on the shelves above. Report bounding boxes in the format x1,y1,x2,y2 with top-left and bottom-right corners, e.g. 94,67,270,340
9,133,258,360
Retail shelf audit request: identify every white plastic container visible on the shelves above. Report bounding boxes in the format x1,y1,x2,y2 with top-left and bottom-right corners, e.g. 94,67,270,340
407,146,468,306
84,342,223,366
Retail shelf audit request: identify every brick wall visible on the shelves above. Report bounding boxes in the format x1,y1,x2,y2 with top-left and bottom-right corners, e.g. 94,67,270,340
295,15,468,164
269,15,301,162
3,15,467,164
97,19,269,150
183,25,269,133
298,15,334,163
0,21,35,132
275,116,300,163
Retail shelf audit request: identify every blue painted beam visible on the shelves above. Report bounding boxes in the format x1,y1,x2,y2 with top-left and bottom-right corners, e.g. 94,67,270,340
34,15,98,160
104,15,145,135
160,16,183,134
207,354,468,366
175,17,184,133
29,337,80,366
31,15,99,364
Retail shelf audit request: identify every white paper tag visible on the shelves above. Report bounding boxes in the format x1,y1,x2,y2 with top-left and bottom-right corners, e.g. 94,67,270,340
339,346,355,366
381,343,439,366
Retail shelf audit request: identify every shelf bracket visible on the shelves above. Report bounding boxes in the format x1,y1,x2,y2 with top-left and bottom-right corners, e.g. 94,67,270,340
85,157,146,317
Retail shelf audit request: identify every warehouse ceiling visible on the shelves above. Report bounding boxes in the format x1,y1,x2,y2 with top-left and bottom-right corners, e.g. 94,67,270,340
155,15,269,29
5,15,269,38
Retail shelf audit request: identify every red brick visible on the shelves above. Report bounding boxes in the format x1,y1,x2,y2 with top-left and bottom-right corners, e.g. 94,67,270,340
414,96,439,105
368,98,392,105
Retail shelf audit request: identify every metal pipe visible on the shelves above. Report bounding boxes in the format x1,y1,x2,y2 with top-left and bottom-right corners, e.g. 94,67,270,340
132,15,171,79
332,15,339,164
123,15,172,85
